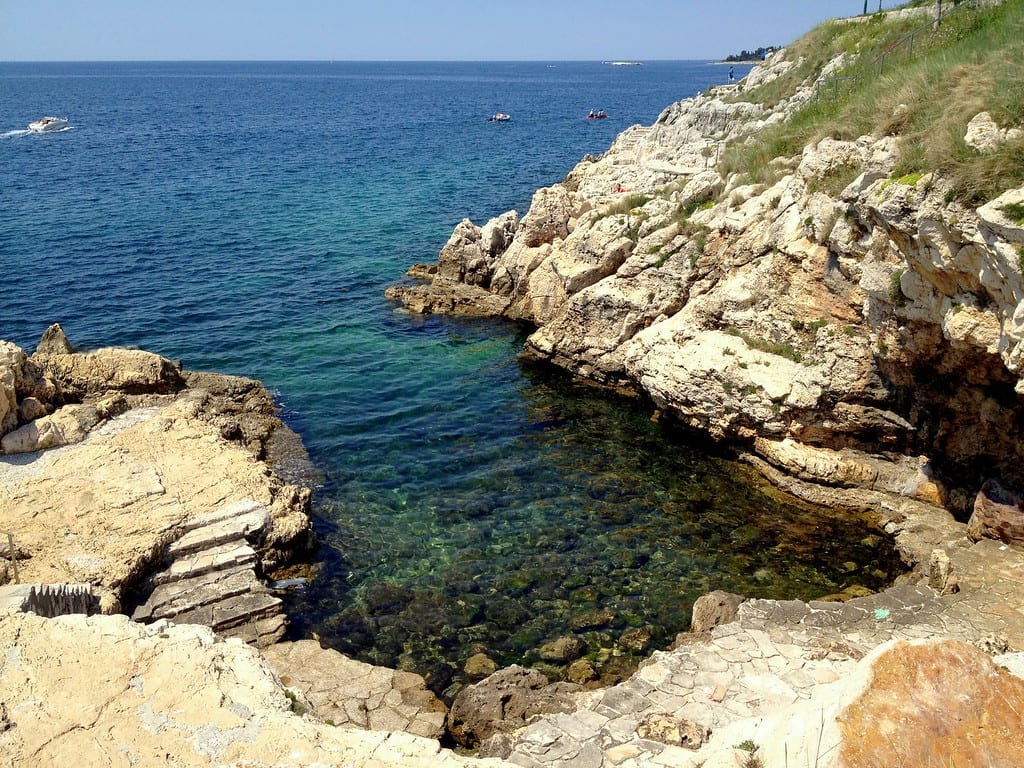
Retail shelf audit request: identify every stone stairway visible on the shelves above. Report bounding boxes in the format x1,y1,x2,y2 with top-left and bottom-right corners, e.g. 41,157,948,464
131,499,286,646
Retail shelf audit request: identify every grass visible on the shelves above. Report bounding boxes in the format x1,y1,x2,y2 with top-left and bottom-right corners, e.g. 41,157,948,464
1003,202,1024,225
284,689,308,717
807,161,864,197
726,326,803,363
721,0,1024,203
601,194,653,217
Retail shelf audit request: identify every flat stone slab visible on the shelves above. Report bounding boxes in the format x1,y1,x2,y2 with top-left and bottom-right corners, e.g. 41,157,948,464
172,589,282,633
263,639,449,740
166,506,270,559
149,539,257,586
132,564,260,621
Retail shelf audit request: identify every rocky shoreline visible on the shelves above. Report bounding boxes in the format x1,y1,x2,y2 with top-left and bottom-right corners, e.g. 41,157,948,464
381,32,1024,764
5,27,1024,768
2,319,1024,765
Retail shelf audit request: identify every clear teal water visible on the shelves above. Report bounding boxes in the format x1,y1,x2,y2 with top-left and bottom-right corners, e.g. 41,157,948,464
1,61,900,696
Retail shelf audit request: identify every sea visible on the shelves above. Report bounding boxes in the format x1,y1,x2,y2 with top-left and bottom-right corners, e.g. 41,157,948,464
0,60,900,696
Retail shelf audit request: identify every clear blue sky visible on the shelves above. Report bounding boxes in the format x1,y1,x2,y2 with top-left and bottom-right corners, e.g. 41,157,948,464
0,1,910,62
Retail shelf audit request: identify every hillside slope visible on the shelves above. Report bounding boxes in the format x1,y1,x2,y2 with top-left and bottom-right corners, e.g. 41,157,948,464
388,0,1024,522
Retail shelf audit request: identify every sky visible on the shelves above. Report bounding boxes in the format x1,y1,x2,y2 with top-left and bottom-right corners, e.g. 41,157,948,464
0,1,911,62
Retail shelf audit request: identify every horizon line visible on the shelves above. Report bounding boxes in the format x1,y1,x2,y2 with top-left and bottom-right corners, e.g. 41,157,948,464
0,57,731,65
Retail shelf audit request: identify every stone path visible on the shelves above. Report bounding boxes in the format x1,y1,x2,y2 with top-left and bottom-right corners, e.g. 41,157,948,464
499,538,1024,768
263,639,449,740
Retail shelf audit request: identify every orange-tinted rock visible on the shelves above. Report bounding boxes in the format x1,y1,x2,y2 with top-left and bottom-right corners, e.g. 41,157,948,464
836,640,1024,768
968,479,1024,545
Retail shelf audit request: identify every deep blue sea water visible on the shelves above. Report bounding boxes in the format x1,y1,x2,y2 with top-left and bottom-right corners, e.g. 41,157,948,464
1,61,899,695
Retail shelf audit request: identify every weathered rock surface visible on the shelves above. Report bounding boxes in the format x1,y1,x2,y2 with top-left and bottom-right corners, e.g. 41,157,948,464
494,560,1024,768
969,478,1024,545
688,590,745,633
447,664,583,749
385,35,1024,526
262,640,449,739
0,328,314,636
0,612,510,768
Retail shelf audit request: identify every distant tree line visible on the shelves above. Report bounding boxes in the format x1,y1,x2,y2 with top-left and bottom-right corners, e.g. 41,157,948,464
723,47,775,62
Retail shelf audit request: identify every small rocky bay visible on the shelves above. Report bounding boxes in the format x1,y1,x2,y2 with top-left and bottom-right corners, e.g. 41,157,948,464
285,362,903,698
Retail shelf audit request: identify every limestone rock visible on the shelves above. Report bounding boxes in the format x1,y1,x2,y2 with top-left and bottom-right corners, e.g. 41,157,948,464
965,111,1023,153
618,626,652,652
0,612,499,768
928,548,959,596
724,638,1024,768
636,713,710,750
689,590,745,633
447,665,582,748
33,346,184,399
0,382,313,614
968,478,1024,545
567,658,597,684
0,341,26,435
518,185,572,247
465,652,498,679
262,640,448,739
834,639,1024,767
1,397,126,454
538,636,585,662
35,322,74,355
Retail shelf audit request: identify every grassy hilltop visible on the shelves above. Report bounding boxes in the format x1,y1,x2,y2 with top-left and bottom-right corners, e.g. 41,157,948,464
723,0,1024,204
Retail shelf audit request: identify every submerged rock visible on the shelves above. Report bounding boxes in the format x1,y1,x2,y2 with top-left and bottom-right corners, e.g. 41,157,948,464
446,665,582,749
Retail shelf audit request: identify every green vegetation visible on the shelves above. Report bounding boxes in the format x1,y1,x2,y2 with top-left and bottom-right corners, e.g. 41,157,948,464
894,171,924,186
891,267,905,305
807,161,864,197
793,318,829,332
721,1,1024,203
726,326,803,363
284,689,308,717
1004,202,1024,225
602,194,653,217
724,47,776,63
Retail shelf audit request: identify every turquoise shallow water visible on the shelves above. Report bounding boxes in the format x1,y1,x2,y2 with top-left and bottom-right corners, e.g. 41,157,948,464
1,61,900,696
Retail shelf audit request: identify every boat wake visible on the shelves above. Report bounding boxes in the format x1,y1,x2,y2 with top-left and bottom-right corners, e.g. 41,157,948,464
2,126,72,138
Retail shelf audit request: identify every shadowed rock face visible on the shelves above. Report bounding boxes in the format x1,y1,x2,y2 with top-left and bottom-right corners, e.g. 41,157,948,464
385,48,1024,518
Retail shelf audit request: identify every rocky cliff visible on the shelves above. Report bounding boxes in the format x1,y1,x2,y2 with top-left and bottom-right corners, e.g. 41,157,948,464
387,18,1024,532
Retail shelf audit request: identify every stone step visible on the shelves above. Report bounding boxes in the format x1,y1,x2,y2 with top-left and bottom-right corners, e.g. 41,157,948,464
148,539,256,587
167,507,270,560
177,499,270,536
132,564,259,622
171,590,282,633
224,612,288,647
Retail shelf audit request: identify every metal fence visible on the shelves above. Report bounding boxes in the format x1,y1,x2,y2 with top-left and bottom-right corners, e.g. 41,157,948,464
816,0,990,99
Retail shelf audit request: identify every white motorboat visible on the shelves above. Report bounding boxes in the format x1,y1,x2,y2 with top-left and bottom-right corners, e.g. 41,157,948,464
28,116,69,133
